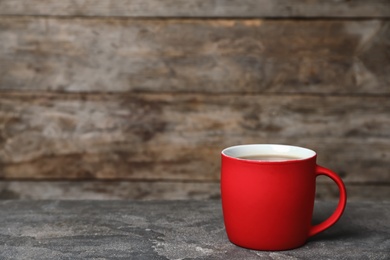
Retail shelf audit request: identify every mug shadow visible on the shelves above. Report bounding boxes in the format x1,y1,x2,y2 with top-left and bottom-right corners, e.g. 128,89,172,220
308,227,362,242
308,202,367,242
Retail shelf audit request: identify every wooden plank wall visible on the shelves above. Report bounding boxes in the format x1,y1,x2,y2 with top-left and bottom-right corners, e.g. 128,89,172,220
0,0,389,200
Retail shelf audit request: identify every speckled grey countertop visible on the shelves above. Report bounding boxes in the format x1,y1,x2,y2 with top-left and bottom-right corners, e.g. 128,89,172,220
0,200,388,259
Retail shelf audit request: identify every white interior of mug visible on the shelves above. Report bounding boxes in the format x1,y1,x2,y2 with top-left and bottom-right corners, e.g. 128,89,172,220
222,144,316,161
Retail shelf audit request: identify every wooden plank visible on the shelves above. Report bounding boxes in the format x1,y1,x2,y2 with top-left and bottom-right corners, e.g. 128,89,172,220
0,0,389,18
0,181,221,200
1,93,389,183
0,17,389,94
0,181,387,201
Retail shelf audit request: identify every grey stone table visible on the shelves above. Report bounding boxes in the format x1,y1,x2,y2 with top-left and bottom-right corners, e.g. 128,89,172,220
0,200,389,260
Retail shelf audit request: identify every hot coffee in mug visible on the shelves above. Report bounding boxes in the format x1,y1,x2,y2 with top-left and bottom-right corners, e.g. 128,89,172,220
221,144,347,251
237,154,302,161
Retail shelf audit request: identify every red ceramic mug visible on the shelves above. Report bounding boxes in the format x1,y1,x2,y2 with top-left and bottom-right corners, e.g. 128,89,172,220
221,144,347,250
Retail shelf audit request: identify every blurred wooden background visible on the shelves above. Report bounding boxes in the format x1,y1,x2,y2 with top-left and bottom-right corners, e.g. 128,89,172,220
0,0,389,200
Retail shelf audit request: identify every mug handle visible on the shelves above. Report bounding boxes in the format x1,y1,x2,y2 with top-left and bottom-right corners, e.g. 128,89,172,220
309,165,347,237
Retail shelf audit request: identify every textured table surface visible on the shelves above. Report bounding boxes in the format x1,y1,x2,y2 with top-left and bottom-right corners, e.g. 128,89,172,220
0,200,389,260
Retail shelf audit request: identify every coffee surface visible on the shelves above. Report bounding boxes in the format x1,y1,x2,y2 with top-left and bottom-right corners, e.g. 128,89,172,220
238,154,301,161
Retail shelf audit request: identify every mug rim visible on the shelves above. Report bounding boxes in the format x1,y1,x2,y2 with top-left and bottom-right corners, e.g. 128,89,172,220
221,144,317,163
